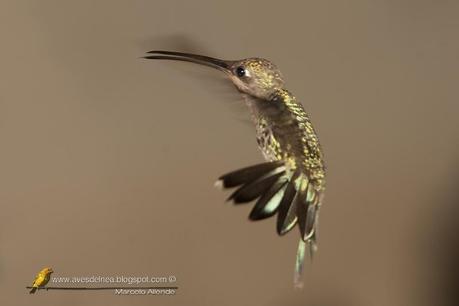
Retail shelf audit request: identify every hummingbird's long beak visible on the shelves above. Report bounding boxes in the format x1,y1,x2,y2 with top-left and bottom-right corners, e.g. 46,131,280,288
143,50,232,73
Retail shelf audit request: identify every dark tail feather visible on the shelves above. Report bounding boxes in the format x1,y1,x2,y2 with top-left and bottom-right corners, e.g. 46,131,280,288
228,171,286,204
297,182,319,241
216,161,284,188
294,180,322,288
29,287,37,294
249,179,288,220
217,160,293,221
277,170,302,235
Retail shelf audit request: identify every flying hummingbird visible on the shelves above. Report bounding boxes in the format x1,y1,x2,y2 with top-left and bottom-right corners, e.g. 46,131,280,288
144,50,326,287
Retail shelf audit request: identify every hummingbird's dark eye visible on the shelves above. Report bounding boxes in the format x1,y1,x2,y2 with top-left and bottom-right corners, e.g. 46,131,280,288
236,66,246,77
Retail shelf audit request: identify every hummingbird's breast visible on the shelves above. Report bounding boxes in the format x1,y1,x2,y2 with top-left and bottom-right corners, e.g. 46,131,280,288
254,117,283,162
243,89,326,191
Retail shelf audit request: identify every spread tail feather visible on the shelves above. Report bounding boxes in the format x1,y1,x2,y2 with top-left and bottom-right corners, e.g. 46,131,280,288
217,161,290,220
217,162,321,238
216,161,284,189
228,171,286,204
249,179,288,220
276,169,301,235
217,161,322,287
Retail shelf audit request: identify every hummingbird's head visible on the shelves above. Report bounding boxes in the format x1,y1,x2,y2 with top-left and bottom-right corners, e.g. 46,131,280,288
144,51,285,99
228,58,284,99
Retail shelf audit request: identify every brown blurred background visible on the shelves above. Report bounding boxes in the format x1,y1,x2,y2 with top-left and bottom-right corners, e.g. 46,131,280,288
0,1,458,305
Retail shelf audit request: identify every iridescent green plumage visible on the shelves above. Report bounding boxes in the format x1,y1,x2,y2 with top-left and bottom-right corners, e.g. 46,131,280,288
249,88,325,190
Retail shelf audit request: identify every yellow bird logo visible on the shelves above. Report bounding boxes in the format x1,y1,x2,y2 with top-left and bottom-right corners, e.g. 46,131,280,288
30,267,54,294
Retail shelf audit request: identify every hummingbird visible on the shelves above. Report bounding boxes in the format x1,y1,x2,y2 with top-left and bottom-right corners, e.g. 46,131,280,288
144,50,326,287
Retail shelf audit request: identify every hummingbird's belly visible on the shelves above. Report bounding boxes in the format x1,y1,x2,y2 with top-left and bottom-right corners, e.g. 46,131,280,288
255,117,286,163
255,115,325,191
256,130,281,162
246,92,325,190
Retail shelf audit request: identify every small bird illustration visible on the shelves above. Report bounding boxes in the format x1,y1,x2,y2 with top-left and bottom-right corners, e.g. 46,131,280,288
144,51,326,287
30,267,53,294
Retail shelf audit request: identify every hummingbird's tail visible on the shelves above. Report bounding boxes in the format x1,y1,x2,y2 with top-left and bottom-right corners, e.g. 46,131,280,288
294,221,319,288
216,161,320,236
29,287,37,294
216,161,321,287
216,161,288,219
